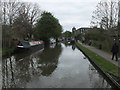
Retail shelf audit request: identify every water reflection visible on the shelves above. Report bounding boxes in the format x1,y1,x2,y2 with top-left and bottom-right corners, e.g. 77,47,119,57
2,44,62,88
2,43,112,88
72,44,76,51
64,42,71,47
37,44,62,76
88,64,110,88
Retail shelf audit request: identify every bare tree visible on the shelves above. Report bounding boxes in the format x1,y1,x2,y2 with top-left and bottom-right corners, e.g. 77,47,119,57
1,0,21,26
12,2,41,40
91,0,118,30
91,1,109,29
109,1,118,28
25,3,41,39
1,0,22,47
118,1,120,36
1,0,41,47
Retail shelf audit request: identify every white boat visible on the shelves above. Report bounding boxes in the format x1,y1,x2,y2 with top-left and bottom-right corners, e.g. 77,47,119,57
50,38,56,44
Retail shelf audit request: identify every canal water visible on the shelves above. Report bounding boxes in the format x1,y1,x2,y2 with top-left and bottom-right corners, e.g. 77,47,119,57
2,43,111,88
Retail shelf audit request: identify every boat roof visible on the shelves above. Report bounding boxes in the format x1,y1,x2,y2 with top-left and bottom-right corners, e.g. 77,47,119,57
21,40,30,48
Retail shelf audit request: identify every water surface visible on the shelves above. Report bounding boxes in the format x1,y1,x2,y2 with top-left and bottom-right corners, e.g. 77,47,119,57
2,43,111,88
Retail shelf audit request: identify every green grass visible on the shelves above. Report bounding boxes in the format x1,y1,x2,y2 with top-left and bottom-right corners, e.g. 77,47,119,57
0,50,2,53
75,42,119,75
2,47,15,55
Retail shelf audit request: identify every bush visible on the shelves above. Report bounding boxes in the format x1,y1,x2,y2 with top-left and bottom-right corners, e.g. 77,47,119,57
84,28,120,56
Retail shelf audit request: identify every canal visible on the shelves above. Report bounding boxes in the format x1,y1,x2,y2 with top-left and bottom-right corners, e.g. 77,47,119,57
2,43,112,88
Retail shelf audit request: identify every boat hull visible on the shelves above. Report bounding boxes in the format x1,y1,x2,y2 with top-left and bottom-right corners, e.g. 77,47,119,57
15,44,44,53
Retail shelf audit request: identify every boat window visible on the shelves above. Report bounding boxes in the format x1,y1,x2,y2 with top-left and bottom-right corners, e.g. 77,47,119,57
17,42,23,46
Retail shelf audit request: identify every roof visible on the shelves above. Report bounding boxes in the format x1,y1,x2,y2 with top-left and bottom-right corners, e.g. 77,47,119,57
21,40,30,48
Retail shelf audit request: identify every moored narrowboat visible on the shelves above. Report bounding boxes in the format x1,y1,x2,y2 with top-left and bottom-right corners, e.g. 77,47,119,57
16,40,44,52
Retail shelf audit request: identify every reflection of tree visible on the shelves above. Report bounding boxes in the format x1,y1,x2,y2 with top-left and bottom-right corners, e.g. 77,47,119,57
88,64,110,88
38,44,62,76
2,57,17,88
14,56,32,87
2,44,62,88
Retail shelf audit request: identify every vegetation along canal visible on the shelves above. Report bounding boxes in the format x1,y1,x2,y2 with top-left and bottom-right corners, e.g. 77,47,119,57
2,43,112,88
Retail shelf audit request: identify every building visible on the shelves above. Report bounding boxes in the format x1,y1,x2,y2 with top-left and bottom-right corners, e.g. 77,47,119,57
75,27,91,35
72,27,76,34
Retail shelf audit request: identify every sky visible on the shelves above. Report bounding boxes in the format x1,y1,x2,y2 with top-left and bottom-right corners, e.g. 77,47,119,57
21,0,100,32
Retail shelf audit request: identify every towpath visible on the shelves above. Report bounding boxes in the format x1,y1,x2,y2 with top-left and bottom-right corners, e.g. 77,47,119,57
78,41,120,68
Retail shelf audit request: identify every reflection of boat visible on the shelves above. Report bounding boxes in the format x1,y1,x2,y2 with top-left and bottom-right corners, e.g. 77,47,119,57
50,38,56,44
50,43,56,48
15,48,44,60
71,38,75,44
16,40,44,52
68,41,71,44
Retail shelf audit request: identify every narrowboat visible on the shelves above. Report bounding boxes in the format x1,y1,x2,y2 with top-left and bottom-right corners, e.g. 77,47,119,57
16,40,44,52
50,37,56,44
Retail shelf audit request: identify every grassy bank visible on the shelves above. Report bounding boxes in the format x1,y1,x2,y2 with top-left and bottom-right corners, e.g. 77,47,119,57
2,47,15,56
75,42,119,75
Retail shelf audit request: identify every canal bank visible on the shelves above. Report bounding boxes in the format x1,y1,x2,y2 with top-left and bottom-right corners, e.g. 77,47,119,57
2,41,44,57
2,43,115,88
75,41,120,88
2,47,15,56
2,43,44,58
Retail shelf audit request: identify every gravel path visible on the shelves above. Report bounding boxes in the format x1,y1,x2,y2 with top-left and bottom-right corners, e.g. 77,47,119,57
78,41,120,68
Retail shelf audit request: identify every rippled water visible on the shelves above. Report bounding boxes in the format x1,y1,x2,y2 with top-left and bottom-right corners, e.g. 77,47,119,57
2,43,111,88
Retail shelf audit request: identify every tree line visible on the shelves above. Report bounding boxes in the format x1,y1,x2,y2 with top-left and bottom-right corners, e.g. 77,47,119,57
35,12,62,44
83,0,120,56
2,0,62,48
91,0,119,30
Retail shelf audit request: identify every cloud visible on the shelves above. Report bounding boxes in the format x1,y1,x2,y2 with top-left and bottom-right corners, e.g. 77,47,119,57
22,0,98,3
21,0,99,31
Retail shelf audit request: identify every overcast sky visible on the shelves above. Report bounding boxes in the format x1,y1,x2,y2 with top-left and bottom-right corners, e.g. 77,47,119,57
21,0,100,32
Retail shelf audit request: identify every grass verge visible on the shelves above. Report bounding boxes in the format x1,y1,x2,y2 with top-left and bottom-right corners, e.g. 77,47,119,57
2,47,15,56
75,42,119,75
